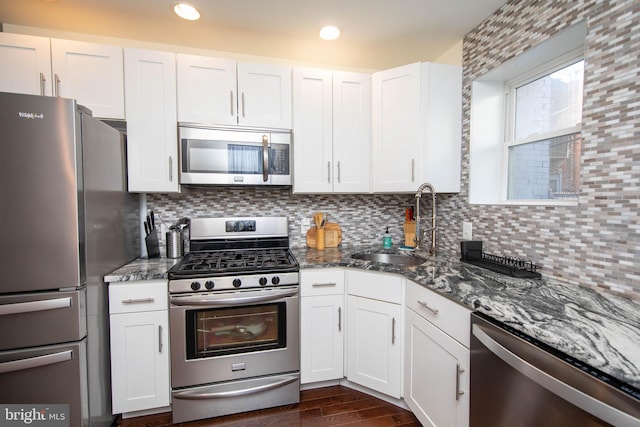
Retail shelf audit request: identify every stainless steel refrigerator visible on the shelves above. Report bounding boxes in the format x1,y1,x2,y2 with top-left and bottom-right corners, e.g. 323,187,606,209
0,92,140,427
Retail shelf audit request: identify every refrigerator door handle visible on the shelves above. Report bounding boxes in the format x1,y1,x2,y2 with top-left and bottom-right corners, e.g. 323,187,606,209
0,297,72,316
0,350,73,374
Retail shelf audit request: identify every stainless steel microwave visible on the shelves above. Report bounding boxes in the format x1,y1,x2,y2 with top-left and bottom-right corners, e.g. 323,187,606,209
178,124,291,186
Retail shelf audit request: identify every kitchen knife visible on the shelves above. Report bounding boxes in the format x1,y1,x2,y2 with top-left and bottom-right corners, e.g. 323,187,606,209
144,221,150,236
150,211,155,229
147,214,152,230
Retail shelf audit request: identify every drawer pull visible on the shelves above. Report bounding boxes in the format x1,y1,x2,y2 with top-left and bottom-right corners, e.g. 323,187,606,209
417,300,439,315
121,298,155,304
392,317,396,344
338,306,342,332
158,325,163,353
312,282,337,287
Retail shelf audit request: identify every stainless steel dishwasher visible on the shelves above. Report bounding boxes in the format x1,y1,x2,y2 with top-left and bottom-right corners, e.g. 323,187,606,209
470,313,640,427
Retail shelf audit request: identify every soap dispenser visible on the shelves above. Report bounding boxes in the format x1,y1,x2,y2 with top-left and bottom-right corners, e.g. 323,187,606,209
383,227,392,249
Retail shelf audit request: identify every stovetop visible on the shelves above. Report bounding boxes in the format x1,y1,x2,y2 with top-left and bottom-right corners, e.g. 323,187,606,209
168,248,299,279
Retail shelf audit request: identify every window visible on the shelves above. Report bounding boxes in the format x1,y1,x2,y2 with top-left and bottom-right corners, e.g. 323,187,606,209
505,59,584,201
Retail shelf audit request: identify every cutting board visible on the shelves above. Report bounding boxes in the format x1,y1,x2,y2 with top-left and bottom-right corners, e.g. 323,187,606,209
306,223,342,248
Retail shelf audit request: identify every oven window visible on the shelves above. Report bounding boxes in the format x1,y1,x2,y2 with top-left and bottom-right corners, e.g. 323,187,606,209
185,302,286,359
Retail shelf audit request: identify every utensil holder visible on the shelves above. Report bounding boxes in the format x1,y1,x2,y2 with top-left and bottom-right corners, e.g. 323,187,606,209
316,228,325,250
166,230,184,258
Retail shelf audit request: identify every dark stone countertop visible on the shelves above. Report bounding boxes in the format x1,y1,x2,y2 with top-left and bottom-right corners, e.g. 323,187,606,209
104,245,640,393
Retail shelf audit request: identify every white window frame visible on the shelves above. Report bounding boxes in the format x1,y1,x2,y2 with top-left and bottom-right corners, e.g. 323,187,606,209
501,49,584,204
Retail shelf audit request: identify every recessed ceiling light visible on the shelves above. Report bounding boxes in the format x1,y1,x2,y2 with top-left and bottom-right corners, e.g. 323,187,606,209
173,2,200,21
319,25,341,41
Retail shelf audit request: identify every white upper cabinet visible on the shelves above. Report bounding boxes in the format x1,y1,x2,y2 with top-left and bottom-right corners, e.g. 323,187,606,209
176,54,237,125
237,62,292,129
0,33,52,96
372,62,422,192
421,63,462,193
372,62,462,193
177,55,292,129
51,39,124,119
0,34,125,119
293,68,371,193
124,48,179,193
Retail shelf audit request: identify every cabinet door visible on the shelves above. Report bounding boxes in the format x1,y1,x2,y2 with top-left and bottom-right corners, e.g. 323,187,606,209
124,48,179,193
51,39,124,119
237,62,292,129
333,71,371,193
372,62,421,192
110,310,170,414
404,308,469,427
176,54,237,125
421,63,462,193
300,294,344,384
0,33,52,96
292,67,333,193
346,295,402,398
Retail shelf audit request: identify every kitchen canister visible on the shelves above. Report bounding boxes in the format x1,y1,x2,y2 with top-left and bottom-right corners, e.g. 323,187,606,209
166,230,184,258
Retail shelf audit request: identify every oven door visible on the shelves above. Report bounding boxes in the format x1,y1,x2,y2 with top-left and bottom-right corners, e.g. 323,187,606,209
170,286,299,388
178,126,291,186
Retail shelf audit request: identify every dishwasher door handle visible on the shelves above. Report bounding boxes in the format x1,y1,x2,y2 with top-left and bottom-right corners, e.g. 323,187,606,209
473,324,640,427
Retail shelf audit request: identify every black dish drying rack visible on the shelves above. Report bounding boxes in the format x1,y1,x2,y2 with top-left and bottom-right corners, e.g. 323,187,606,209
460,241,542,279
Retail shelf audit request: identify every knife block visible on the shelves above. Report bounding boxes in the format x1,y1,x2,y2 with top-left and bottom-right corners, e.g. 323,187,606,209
145,230,160,258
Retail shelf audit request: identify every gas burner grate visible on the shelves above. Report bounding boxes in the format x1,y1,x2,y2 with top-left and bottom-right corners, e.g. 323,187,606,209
170,248,298,277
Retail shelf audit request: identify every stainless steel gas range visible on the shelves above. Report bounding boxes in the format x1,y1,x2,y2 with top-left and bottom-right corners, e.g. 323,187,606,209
167,217,300,424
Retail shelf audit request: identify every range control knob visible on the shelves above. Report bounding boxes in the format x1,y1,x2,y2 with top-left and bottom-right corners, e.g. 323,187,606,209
204,280,215,290
259,277,268,286
190,281,201,291
271,276,280,285
233,279,242,288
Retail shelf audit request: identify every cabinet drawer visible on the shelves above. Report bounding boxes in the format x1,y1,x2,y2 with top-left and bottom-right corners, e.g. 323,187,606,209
109,280,168,314
405,279,471,348
346,270,402,304
300,269,345,297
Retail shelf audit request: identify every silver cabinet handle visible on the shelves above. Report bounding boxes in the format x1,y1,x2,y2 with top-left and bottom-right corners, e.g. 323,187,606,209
230,91,234,117
472,323,638,427
392,317,396,344
312,282,337,287
456,364,465,400
158,325,163,353
411,158,415,182
241,92,246,117
39,72,46,96
262,134,269,182
417,300,439,315
54,73,60,97
0,297,71,316
337,161,341,183
338,306,342,332
169,156,173,181
0,350,72,374
327,161,331,183
173,374,298,400
121,297,154,304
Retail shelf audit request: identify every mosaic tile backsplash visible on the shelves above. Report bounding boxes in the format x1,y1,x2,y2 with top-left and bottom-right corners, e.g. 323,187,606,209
148,0,639,300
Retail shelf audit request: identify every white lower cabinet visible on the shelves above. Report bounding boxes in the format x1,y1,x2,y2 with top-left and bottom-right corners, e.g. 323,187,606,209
109,280,170,415
346,270,402,399
404,280,470,427
300,269,345,384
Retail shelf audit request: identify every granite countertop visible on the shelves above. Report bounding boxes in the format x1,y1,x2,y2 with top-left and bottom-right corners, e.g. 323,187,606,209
104,245,640,393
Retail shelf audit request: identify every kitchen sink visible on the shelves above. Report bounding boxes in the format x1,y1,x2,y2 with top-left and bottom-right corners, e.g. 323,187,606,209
351,253,427,267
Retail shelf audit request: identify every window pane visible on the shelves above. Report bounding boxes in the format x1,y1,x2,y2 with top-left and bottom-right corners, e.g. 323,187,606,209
514,60,584,140
508,133,581,200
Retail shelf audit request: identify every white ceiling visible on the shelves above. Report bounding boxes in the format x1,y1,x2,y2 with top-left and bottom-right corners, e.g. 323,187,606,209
0,0,508,70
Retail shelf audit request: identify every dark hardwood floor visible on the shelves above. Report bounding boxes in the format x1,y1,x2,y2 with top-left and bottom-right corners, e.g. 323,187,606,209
114,385,421,426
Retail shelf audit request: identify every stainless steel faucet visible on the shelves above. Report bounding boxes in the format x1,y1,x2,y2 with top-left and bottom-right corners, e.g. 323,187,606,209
415,182,437,255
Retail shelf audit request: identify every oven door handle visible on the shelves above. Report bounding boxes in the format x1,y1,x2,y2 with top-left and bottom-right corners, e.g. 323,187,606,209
170,288,298,306
172,374,298,400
